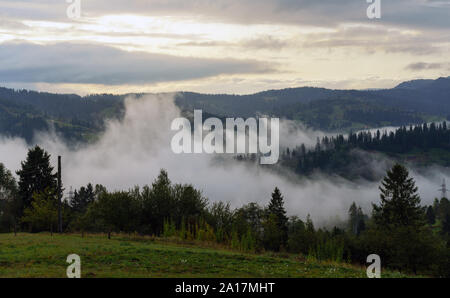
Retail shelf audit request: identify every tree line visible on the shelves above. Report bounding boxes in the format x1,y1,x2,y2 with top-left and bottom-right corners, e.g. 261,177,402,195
280,121,450,176
1,146,450,276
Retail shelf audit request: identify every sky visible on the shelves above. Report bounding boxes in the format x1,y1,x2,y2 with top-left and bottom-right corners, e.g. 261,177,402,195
0,0,449,95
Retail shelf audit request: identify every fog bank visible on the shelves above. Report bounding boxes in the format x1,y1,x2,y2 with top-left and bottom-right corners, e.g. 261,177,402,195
0,94,448,224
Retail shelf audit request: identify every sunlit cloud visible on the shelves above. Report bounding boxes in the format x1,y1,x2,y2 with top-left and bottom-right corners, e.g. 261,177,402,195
0,0,448,93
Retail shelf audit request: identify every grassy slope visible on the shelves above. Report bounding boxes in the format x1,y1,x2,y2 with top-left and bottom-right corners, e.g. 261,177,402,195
0,233,411,278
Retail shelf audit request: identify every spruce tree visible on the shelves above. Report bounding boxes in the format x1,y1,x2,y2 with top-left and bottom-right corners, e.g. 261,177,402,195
426,206,436,225
0,163,19,231
442,214,450,237
267,187,288,247
348,202,366,235
373,163,425,230
16,146,57,215
348,202,358,234
70,183,95,214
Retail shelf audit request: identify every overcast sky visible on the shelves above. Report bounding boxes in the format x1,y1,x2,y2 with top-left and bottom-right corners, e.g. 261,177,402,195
0,0,449,94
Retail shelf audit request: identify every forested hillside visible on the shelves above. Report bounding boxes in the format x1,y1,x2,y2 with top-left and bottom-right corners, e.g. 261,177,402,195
175,76,450,130
0,76,449,142
0,87,125,143
276,121,450,181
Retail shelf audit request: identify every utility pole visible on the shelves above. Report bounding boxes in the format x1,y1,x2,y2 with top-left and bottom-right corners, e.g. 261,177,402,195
438,178,449,199
57,156,62,233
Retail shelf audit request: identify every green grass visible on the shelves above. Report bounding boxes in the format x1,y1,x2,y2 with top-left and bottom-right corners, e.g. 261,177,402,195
0,233,411,278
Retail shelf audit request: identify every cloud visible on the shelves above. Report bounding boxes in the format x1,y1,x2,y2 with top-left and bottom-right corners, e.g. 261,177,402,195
302,25,447,55
0,17,29,30
1,0,449,29
406,62,446,70
178,36,290,51
0,42,273,85
0,94,447,225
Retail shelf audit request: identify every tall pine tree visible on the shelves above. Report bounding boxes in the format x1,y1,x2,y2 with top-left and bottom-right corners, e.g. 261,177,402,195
267,187,288,248
16,146,57,215
373,163,425,230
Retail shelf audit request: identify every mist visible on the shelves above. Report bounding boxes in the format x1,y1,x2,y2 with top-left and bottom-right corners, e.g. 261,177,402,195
0,94,448,225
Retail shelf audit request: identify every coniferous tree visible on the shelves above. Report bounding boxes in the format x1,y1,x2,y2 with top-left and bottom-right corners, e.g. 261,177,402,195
0,163,19,231
373,164,425,230
348,202,358,234
426,206,436,225
267,187,288,247
142,169,176,235
70,183,95,214
442,214,450,237
16,146,57,215
348,202,366,235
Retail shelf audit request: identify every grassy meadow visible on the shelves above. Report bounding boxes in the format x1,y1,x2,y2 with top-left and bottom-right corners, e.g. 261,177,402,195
0,233,413,278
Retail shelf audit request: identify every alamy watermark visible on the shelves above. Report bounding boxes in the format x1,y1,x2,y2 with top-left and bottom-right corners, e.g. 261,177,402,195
367,0,381,19
366,254,381,278
66,0,81,20
66,254,81,278
171,110,280,165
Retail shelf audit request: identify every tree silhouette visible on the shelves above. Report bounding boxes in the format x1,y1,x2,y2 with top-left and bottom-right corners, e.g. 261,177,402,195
16,146,57,215
266,187,288,249
373,164,425,230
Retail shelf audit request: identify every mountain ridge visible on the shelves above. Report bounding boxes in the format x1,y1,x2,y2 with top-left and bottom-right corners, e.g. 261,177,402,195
0,76,449,143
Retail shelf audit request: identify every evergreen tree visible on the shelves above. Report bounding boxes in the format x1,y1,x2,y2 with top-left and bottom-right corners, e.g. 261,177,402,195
16,146,57,215
0,163,19,231
262,213,284,251
267,187,288,247
70,183,95,214
306,214,314,232
442,214,450,237
373,164,425,230
142,169,177,235
426,206,436,225
348,202,358,234
348,202,366,235
437,198,450,221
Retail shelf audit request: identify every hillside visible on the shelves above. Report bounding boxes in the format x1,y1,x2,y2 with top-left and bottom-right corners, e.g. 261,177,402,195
0,76,448,142
0,87,125,143
0,233,409,278
277,121,450,181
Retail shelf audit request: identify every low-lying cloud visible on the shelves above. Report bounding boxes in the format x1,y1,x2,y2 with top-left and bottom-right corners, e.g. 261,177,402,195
0,94,448,225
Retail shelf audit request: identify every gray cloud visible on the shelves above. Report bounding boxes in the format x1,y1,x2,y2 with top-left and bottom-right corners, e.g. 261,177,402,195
178,36,290,51
302,25,447,55
0,0,449,29
406,62,446,70
0,17,29,30
0,42,273,85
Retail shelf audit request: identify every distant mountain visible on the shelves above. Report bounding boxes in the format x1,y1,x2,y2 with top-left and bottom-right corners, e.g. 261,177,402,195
372,77,450,116
176,76,449,129
395,79,435,90
0,76,448,143
0,87,125,143
394,77,450,90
